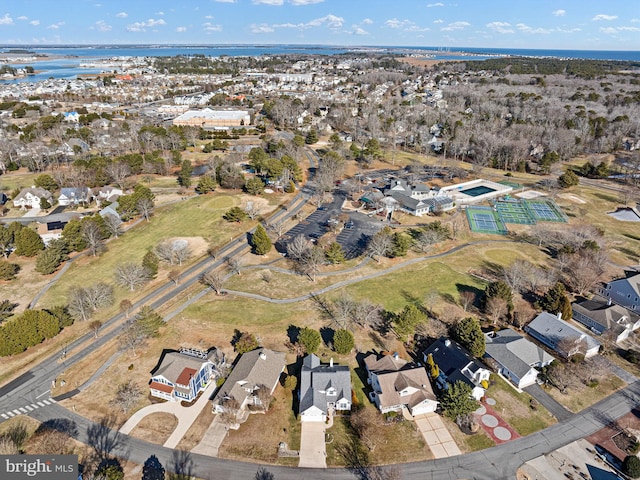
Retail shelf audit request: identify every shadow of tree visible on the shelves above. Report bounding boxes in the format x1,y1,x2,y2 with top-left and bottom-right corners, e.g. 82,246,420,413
36,418,78,438
320,326,335,348
86,414,124,462
168,450,194,480
286,324,300,344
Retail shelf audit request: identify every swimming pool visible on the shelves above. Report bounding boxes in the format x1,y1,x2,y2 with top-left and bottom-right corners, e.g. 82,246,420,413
460,185,497,197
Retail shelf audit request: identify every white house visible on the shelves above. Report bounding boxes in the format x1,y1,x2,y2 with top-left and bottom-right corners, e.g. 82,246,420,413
484,328,555,389
572,296,640,344
525,312,601,358
12,187,53,209
299,354,351,422
58,187,91,206
364,352,438,416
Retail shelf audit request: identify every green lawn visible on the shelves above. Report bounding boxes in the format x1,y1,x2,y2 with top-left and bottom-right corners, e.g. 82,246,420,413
38,193,256,309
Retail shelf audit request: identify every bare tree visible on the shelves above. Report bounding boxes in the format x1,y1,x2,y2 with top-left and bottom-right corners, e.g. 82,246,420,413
254,384,273,411
485,297,508,325
173,242,192,266
350,407,382,451
299,245,326,282
68,287,93,322
105,162,131,189
218,396,241,427
110,380,142,413
68,283,114,321
243,201,261,220
103,213,122,239
168,269,181,285
201,270,226,295
82,221,105,257
119,317,146,357
352,300,383,330
459,291,476,312
136,197,154,222
366,230,392,262
424,289,439,317
120,299,132,319
0,436,18,455
226,256,243,276
267,220,288,239
115,262,150,291
155,241,175,265
286,234,312,261
89,320,102,338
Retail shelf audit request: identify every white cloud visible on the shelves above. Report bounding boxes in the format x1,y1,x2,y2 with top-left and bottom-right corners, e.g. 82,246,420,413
516,23,551,34
214,0,236,3
552,9,566,17
176,26,187,32
361,18,373,25
16,16,28,21
29,20,40,26
556,27,581,33
302,14,344,29
441,21,470,31
351,25,368,35
385,18,406,29
205,15,214,19
253,0,284,5
630,18,639,23
290,0,325,4
617,26,640,31
93,20,112,32
156,11,165,16
433,19,443,24
600,25,640,34
427,2,444,7
251,23,275,33
203,22,222,32
592,14,618,21
384,18,428,32
599,27,618,34
47,22,65,30
126,18,166,32
0,13,14,25
486,21,513,34
116,12,128,18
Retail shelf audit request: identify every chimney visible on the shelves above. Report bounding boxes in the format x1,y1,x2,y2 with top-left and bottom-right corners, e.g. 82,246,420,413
393,352,399,360
608,297,612,306
259,352,266,360
444,339,451,347
330,358,333,367
557,312,562,320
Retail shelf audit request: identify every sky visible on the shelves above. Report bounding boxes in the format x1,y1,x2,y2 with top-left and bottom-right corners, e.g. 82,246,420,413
0,0,638,50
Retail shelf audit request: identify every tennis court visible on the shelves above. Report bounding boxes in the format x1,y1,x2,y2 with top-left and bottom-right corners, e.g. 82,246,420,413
466,207,508,235
496,201,536,225
525,199,568,223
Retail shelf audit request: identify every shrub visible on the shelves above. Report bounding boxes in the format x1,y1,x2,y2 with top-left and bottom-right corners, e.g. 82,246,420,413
333,329,354,354
623,455,640,478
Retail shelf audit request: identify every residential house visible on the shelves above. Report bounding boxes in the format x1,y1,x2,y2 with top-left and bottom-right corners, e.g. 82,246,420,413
58,187,91,206
212,348,286,414
597,272,640,312
299,354,351,422
95,186,123,204
12,187,53,209
422,338,491,401
37,220,68,245
99,201,121,223
381,179,454,217
484,328,554,389
572,295,640,344
364,352,439,416
150,347,224,402
525,312,601,358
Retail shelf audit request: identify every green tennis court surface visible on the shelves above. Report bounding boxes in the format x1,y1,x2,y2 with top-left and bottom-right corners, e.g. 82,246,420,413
525,199,568,223
496,201,536,225
466,207,508,235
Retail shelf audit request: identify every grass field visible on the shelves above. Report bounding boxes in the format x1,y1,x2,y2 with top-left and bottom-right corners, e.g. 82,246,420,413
545,374,626,413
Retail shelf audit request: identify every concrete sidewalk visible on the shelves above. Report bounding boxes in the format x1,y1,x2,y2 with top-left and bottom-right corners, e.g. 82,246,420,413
119,381,216,449
414,413,461,458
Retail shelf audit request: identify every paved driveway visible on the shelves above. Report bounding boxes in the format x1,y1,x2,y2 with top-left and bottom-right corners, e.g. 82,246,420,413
413,413,461,458
298,422,326,468
191,415,227,457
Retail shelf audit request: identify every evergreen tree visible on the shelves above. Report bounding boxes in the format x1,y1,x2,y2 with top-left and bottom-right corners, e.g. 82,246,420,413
325,242,345,264
251,224,272,255
482,280,514,313
35,248,64,275
0,260,20,280
440,380,479,420
245,177,264,195
14,228,44,257
558,170,579,188
195,175,216,194
39,197,51,210
333,329,354,354
233,330,260,354
298,327,321,354
391,232,412,257
393,303,426,341
177,159,193,187
285,180,296,193
142,250,159,278
305,129,318,145
62,218,87,252
34,174,58,192
623,455,640,479
142,455,165,480
135,306,163,338
223,206,247,223
453,317,485,357
538,282,573,320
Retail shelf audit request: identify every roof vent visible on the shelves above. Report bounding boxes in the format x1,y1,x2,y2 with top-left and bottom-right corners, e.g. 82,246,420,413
392,352,399,360
259,352,267,360
444,339,451,347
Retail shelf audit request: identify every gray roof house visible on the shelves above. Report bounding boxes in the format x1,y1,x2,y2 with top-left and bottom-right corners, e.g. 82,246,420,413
597,273,640,312
525,312,600,358
58,187,91,206
572,295,640,344
212,348,286,414
364,352,438,416
422,338,491,401
484,328,554,389
12,187,53,209
299,354,351,422
150,347,224,402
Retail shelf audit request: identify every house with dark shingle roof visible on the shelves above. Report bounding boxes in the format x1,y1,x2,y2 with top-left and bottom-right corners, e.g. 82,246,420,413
299,354,351,422
572,295,640,344
364,352,438,416
484,328,554,389
212,348,286,414
422,338,491,401
150,347,224,402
